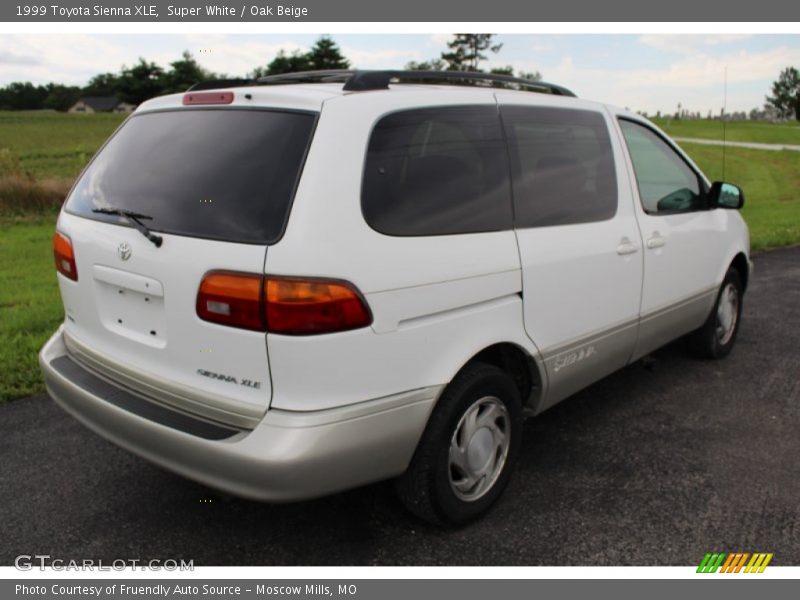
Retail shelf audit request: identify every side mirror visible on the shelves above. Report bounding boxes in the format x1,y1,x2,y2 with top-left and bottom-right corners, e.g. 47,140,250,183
709,181,745,210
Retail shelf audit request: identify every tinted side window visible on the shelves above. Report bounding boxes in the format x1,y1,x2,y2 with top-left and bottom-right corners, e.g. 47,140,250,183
362,106,512,236
618,119,704,214
502,106,617,228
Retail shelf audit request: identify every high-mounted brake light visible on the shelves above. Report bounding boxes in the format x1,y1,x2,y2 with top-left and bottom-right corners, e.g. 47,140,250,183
266,277,373,335
196,272,372,335
183,91,234,105
53,231,78,281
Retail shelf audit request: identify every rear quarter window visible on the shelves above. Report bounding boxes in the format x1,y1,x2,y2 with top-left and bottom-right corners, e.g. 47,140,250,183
502,105,617,228
361,105,513,236
65,108,316,244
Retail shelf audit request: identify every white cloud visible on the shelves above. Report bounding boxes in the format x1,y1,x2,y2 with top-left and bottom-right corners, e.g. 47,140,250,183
181,38,306,75
426,34,452,48
341,46,423,69
0,35,130,84
0,34,311,83
637,34,753,55
632,46,800,88
0,35,424,82
0,50,40,66
529,42,556,55
488,44,800,114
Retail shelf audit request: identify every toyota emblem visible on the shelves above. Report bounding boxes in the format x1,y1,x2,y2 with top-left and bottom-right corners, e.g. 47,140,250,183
117,242,132,261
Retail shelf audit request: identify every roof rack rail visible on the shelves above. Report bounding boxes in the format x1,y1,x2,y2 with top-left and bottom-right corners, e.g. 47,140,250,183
256,70,355,86
257,69,576,97
186,78,256,92
347,70,575,96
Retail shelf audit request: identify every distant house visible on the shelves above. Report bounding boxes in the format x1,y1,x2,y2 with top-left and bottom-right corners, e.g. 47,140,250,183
68,96,136,114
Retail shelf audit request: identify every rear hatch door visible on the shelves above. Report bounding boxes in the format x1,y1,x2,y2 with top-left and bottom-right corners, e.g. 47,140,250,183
56,106,316,428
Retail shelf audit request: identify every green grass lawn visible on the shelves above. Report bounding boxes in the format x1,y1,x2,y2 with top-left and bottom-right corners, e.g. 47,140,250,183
0,218,63,401
0,111,122,401
679,142,800,250
651,118,800,145
0,111,125,179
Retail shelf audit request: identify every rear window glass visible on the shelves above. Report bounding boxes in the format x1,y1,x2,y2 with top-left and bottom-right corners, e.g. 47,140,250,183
65,109,316,244
362,105,512,236
502,106,617,228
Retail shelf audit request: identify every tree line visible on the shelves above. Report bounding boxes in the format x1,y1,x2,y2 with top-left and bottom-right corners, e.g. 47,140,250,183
0,35,537,111
0,36,351,111
0,51,210,111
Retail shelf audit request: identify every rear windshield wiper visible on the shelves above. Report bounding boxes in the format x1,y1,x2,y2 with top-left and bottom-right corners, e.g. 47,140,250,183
92,207,163,248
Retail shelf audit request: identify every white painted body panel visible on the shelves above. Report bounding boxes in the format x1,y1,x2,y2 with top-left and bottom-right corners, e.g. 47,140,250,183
138,85,340,114
266,89,534,411
494,93,645,408
607,108,752,359
55,211,272,420
267,295,534,412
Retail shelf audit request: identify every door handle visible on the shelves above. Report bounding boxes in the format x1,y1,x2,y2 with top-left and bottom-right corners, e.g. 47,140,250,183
646,232,666,249
616,237,639,256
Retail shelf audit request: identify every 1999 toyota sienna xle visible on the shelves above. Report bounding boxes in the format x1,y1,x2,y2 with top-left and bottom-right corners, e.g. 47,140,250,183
40,70,751,525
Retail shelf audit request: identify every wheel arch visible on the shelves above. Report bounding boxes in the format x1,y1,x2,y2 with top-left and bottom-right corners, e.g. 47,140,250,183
730,252,750,291
447,342,545,415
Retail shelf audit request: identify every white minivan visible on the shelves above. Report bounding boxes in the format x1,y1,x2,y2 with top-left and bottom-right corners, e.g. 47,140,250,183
40,70,751,524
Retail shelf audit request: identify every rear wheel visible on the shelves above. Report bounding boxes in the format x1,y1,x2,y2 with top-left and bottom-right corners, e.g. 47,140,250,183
395,362,522,526
686,268,743,359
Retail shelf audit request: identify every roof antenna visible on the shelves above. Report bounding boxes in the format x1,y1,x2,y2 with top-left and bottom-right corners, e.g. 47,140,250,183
722,66,728,181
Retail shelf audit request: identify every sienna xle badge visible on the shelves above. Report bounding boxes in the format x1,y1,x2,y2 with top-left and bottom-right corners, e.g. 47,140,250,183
40,70,751,525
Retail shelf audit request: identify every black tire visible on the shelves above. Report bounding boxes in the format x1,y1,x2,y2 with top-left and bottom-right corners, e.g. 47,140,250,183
686,268,744,359
395,362,523,526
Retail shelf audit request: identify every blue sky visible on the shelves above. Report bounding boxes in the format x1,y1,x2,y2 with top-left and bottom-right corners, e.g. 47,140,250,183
1,34,799,114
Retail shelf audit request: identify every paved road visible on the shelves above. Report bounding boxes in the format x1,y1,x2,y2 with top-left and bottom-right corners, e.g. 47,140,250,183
1,247,798,566
674,136,800,152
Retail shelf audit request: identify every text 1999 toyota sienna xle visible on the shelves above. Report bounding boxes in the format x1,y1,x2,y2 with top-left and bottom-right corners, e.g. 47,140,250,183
40,70,751,524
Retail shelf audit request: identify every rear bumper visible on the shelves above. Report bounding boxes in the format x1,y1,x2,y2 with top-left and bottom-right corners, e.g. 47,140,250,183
39,327,439,501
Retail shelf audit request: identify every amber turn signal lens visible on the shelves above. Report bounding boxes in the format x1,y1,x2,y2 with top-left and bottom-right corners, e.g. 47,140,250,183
53,231,78,281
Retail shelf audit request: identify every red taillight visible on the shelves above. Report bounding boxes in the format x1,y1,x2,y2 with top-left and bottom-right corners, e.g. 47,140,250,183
196,272,372,335
265,277,372,335
196,271,265,331
182,91,234,105
53,231,78,281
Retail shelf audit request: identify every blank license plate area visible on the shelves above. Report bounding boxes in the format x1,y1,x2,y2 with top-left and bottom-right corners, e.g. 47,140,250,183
94,271,167,348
